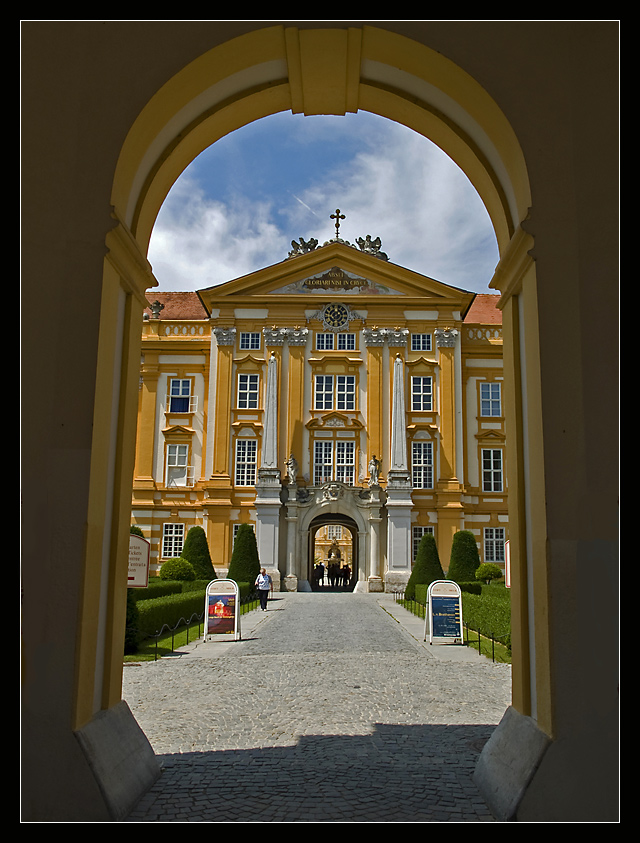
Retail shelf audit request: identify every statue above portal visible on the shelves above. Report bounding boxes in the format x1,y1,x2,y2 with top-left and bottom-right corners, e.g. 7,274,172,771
285,454,299,485
368,455,382,486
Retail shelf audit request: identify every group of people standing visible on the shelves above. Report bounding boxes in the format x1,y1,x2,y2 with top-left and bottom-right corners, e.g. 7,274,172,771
313,561,352,589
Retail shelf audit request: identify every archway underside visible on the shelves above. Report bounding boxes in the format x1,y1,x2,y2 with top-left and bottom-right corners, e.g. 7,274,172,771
309,514,358,591
112,25,530,259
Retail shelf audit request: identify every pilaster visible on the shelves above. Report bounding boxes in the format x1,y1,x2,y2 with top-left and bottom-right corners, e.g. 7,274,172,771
133,352,159,488
363,328,385,464
254,347,282,579
434,327,464,567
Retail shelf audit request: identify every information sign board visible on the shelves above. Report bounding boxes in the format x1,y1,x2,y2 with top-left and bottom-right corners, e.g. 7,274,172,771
205,579,241,641
128,535,150,588
424,580,463,644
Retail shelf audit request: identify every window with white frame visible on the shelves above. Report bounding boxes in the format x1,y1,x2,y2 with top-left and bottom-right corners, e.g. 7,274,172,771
411,376,433,411
316,332,356,351
314,375,334,410
314,441,333,484
412,525,435,561
237,373,259,409
480,382,502,417
482,448,504,492
327,525,343,540
239,332,261,350
313,440,355,485
412,441,434,488
168,378,194,413
235,439,258,486
411,333,432,351
335,440,356,484
166,443,192,487
336,375,356,411
162,523,185,558
484,527,506,563
314,374,356,411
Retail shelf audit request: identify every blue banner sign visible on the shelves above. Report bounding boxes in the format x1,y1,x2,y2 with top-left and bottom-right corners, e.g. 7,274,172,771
424,580,463,644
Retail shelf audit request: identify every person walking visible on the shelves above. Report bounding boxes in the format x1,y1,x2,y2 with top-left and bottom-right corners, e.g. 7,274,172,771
255,568,273,611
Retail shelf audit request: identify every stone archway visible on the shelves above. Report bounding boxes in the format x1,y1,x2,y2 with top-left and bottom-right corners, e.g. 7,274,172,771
283,481,384,593
308,513,358,590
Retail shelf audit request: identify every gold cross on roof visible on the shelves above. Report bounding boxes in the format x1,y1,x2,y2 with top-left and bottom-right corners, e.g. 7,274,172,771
330,208,345,238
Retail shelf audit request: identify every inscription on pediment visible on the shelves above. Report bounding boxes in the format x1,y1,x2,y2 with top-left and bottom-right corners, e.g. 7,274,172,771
270,266,403,296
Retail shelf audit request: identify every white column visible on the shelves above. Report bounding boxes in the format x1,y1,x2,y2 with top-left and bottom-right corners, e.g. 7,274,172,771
386,353,413,589
255,351,282,584
261,352,278,470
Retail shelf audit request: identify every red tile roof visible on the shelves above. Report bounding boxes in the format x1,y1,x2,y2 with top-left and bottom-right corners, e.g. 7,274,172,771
464,293,502,324
143,291,502,325
144,292,208,320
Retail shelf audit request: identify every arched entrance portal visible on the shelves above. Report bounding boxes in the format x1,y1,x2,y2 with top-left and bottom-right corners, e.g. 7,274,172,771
310,515,357,591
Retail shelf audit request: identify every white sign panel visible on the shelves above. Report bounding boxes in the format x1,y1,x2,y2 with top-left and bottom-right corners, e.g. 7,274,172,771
205,579,241,641
424,580,463,644
128,535,150,588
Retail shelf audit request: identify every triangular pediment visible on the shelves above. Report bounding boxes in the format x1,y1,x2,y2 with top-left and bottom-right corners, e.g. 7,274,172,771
306,411,364,431
197,240,474,312
475,428,506,442
162,424,194,437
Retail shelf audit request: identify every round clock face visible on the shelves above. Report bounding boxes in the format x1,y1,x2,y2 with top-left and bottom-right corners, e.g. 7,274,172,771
323,303,349,329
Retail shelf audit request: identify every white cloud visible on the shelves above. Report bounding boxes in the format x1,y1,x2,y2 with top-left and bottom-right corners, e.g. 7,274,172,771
148,178,290,290
147,115,498,293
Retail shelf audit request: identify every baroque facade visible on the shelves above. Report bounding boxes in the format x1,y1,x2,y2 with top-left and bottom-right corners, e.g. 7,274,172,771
132,229,507,592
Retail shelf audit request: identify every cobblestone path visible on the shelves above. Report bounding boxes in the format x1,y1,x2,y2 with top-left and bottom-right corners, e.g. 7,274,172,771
122,592,511,822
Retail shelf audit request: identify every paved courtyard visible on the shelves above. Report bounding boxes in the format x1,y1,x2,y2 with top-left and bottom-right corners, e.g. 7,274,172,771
122,591,511,822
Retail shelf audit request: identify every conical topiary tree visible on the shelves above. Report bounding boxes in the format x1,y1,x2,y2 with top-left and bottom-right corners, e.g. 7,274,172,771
226,524,260,586
181,525,216,580
447,530,481,583
405,532,444,599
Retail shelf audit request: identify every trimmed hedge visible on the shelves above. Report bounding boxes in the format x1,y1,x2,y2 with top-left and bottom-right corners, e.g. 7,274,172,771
411,580,481,604
124,589,141,654
135,588,206,638
461,584,511,646
129,579,256,642
459,581,482,595
129,580,183,601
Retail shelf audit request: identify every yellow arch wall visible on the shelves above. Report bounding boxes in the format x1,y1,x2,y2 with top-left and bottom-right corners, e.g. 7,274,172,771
97,24,543,727
112,25,530,254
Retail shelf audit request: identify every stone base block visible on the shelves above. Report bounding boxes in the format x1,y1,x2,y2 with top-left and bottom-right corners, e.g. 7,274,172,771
74,700,161,821
474,705,551,821
383,571,410,592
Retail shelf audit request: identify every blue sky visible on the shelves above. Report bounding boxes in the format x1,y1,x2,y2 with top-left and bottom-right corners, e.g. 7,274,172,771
147,111,499,294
